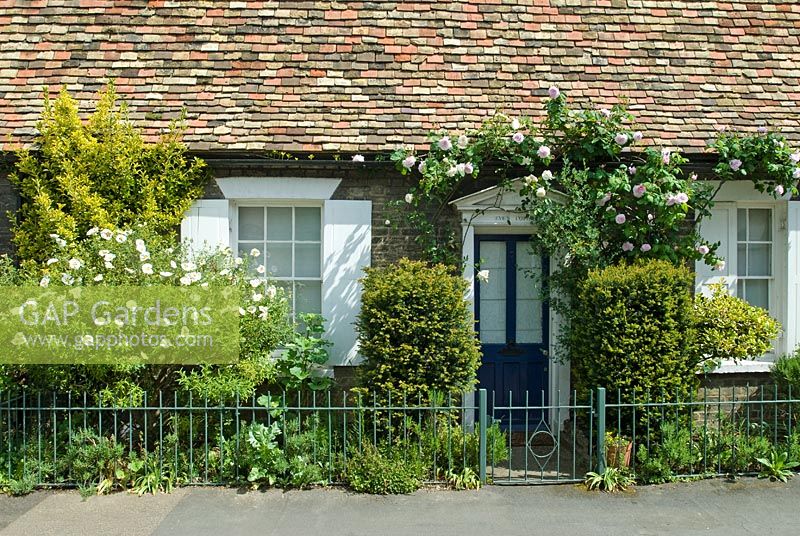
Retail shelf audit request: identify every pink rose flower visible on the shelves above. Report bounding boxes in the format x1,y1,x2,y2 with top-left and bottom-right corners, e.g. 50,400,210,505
661,149,672,165
614,133,629,146
794,168,800,179
548,86,560,99
675,192,689,204
615,213,626,224
775,184,785,196
640,243,651,252
697,245,710,255
438,137,453,151
632,131,643,142
537,145,551,159
628,165,637,175
512,132,525,144
597,192,612,207
402,155,416,169
729,159,742,171
352,154,365,163
791,152,800,164
464,162,474,175
632,184,646,198
622,242,634,252
758,126,768,134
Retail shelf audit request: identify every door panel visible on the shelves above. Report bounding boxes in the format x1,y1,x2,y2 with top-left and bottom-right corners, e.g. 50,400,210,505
476,236,549,429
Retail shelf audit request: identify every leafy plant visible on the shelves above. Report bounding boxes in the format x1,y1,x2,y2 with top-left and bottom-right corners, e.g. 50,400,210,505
356,259,481,398
445,467,481,490
584,466,635,492
756,450,799,482
772,349,800,395
64,429,128,495
345,444,423,494
275,313,333,391
129,454,175,495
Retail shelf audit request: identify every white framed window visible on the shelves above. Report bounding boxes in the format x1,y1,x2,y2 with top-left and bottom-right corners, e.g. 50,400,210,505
736,207,773,312
233,204,322,316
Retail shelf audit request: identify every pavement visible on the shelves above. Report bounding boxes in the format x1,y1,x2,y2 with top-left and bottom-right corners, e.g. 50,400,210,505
1,477,799,536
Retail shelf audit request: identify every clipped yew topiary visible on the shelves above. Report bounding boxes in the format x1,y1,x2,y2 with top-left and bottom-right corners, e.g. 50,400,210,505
356,258,481,397
568,260,698,403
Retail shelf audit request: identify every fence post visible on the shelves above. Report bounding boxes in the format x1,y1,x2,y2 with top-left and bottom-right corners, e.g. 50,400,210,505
596,387,606,473
478,388,487,485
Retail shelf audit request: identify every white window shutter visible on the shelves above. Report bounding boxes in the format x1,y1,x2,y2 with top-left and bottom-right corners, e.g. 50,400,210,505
180,199,230,254
787,201,800,354
695,203,736,296
322,200,372,366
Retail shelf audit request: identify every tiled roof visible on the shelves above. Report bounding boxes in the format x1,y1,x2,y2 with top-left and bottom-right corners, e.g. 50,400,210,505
0,1,799,153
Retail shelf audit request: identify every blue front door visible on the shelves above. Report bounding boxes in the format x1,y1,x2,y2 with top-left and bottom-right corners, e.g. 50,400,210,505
475,236,549,429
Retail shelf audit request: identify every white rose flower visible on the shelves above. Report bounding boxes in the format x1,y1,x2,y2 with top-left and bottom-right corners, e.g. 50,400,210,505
250,248,261,257
541,170,553,181
139,251,150,262
258,305,269,320
114,233,127,243
249,279,262,288
536,187,547,198
39,276,50,287
256,264,266,274
170,260,178,269
68,258,83,270
159,271,173,277
179,275,192,286
100,229,113,240
181,261,197,272
252,293,264,302
188,271,202,282
86,227,99,236
239,307,247,316
104,261,114,269
266,285,277,299
405,193,414,203
61,273,74,286
200,282,209,288
93,274,104,282
476,270,490,283
135,239,146,253
219,268,230,276
234,257,244,266
141,263,154,275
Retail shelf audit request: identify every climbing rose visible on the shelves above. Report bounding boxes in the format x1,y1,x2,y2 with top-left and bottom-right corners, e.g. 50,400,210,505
729,159,742,171
402,155,416,169
404,193,414,203
535,187,547,198
464,162,474,175
632,184,646,198
622,242,634,252
352,154,365,163
597,192,611,206
541,170,553,181
600,108,611,118
457,134,469,149
548,86,560,99
791,152,800,163
614,133,629,146
697,245,710,255
632,131,643,142
714,260,726,271
512,132,525,144
794,168,800,179
438,137,452,151
628,166,637,175
476,269,490,283
775,184,785,196
418,160,426,173
675,192,689,204
615,214,626,224
537,145,551,159
640,243,652,252
511,118,521,130
661,149,671,165
456,163,466,175
758,126,768,134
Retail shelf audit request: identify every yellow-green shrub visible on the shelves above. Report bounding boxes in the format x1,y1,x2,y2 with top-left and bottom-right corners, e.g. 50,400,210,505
694,284,780,370
9,82,207,264
356,259,481,397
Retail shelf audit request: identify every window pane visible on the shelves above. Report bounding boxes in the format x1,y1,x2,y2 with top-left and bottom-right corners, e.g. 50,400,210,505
737,244,747,276
238,207,264,241
747,244,771,276
479,241,506,344
748,209,771,241
238,243,264,274
295,207,321,241
737,209,747,241
515,242,542,343
295,280,322,314
744,279,769,311
295,243,321,278
737,279,744,299
267,207,292,240
266,242,292,277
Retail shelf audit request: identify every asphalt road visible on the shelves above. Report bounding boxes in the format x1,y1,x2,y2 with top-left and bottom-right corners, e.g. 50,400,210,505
1,477,799,535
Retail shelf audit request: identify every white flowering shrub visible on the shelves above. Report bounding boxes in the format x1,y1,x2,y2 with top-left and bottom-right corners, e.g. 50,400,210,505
0,226,292,400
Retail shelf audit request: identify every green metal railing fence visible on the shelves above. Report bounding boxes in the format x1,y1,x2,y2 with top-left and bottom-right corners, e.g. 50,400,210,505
2,384,799,489
1,390,481,488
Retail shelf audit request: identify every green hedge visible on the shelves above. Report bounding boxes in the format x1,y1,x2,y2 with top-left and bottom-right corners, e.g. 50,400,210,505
568,260,698,403
356,258,481,397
